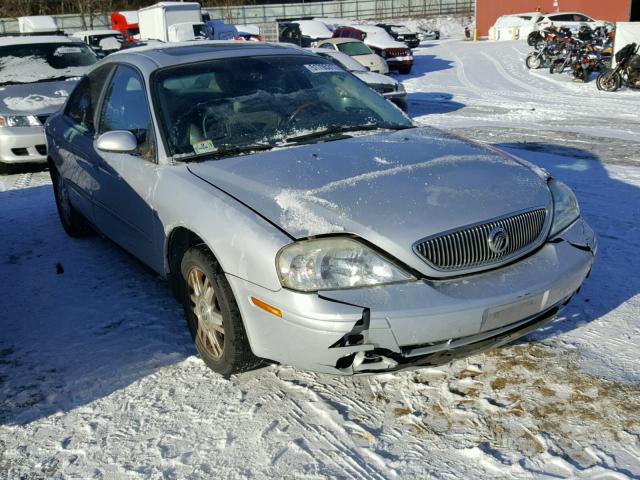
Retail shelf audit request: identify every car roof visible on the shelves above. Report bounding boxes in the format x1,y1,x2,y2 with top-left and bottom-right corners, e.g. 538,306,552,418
102,41,316,74
0,35,77,47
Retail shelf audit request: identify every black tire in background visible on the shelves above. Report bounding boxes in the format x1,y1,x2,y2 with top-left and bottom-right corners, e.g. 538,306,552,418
49,160,91,237
180,244,261,376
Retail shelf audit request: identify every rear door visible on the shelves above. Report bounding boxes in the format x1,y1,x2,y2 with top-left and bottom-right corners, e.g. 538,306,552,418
92,64,162,271
57,64,115,222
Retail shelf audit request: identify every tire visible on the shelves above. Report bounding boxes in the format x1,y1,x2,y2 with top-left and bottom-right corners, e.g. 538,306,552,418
49,160,91,237
596,70,621,92
526,53,541,70
180,244,261,376
581,68,590,83
398,66,412,75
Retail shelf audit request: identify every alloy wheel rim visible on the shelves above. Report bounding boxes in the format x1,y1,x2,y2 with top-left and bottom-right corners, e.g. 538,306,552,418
187,267,225,359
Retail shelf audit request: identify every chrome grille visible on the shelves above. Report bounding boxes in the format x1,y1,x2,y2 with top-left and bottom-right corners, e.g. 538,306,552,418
414,208,548,271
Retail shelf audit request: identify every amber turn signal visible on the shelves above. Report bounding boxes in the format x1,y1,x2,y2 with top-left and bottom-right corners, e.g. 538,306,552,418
250,297,282,318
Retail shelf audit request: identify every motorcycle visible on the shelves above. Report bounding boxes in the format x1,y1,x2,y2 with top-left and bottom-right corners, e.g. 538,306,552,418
597,43,640,92
571,44,609,82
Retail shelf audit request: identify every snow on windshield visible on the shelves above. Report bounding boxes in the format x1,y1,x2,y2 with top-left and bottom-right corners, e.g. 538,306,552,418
0,55,87,84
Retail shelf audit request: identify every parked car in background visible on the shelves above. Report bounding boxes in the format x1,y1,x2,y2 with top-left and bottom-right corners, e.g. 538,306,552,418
0,36,97,172
491,12,543,40
333,24,413,73
536,12,613,34
317,37,388,73
111,11,140,43
279,20,333,47
311,48,406,111
418,27,440,40
377,23,420,48
46,42,596,376
71,29,126,57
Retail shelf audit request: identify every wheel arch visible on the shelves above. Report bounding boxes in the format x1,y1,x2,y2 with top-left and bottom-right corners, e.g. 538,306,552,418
165,225,210,301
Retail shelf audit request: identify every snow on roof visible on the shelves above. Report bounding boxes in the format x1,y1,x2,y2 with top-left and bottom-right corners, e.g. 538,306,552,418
293,20,333,39
355,25,405,48
0,35,73,48
139,2,201,11
118,11,139,24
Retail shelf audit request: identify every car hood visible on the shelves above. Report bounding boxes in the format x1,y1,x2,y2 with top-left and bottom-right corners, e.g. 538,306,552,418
0,80,76,116
187,127,552,276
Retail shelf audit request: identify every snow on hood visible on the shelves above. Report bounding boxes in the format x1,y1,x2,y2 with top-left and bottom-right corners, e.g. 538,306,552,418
295,20,333,39
359,27,409,49
353,70,398,86
187,127,551,272
0,80,75,115
0,56,86,85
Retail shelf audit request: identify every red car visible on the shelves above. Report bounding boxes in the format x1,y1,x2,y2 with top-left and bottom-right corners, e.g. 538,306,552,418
333,25,413,74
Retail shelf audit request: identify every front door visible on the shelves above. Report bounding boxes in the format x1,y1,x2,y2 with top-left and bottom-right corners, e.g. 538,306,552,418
92,64,161,270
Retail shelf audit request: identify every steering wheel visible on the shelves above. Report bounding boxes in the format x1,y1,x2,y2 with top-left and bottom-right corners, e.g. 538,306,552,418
285,101,319,127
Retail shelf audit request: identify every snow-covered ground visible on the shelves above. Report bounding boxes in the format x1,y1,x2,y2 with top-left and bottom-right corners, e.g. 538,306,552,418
1,39,639,479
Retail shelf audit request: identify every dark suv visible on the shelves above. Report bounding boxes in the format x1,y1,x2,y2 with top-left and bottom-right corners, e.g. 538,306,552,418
377,24,420,48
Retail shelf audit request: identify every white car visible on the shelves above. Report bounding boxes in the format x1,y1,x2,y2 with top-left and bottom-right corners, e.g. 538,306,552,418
317,38,388,74
536,12,613,33
491,12,543,40
310,48,406,111
71,29,126,55
0,36,97,172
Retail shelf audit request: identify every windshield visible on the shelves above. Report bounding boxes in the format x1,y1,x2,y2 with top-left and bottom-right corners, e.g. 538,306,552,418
0,42,97,85
154,55,412,159
336,41,372,56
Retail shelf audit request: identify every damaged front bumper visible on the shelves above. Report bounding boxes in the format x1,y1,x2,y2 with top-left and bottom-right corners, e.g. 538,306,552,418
228,217,597,375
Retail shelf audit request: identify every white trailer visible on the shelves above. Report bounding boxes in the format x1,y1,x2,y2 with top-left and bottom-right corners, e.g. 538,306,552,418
138,2,202,42
18,16,59,34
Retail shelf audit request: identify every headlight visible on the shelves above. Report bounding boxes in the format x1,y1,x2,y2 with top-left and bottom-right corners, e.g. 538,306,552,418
0,115,41,127
276,237,415,292
549,179,580,237
396,82,406,93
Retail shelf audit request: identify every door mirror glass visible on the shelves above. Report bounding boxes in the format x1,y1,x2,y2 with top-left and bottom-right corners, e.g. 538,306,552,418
96,130,138,153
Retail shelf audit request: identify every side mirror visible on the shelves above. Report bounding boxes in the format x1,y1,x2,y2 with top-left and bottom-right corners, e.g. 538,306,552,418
96,130,138,153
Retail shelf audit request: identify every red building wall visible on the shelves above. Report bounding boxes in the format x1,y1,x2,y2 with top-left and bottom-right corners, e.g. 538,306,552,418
476,0,632,36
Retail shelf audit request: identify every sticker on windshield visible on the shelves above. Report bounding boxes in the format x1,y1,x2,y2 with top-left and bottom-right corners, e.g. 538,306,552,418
304,63,344,73
193,140,216,154
53,47,83,56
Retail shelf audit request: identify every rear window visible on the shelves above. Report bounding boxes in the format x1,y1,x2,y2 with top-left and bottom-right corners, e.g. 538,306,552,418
336,41,372,56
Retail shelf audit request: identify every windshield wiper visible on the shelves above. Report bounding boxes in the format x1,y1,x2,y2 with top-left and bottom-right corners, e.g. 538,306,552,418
284,124,413,144
177,144,275,162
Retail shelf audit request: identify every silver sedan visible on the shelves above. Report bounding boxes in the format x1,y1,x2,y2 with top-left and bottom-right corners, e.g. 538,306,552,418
45,42,597,375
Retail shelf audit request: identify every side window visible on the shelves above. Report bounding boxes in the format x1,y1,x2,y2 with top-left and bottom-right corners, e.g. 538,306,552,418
98,65,155,161
65,77,94,133
65,64,114,134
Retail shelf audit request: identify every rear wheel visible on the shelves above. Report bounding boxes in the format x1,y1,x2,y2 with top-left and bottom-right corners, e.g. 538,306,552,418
180,244,261,376
526,53,541,69
49,160,91,237
596,70,621,91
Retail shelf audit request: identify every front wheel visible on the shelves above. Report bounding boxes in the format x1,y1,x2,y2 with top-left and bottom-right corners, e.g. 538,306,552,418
596,70,621,91
180,244,261,376
526,53,541,69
